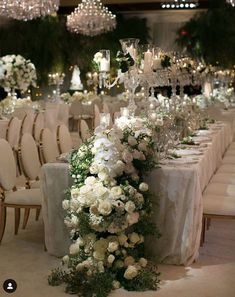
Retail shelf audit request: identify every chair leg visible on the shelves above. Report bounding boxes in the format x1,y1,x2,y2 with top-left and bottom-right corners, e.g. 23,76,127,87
206,218,211,230
0,202,7,244
22,208,30,229
35,208,40,221
14,208,21,235
200,216,206,247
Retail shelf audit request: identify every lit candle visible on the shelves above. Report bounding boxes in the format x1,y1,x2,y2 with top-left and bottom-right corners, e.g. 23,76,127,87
100,57,110,72
144,50,153,73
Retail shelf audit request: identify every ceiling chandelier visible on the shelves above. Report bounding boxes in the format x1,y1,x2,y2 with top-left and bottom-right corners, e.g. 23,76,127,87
161,0,199,9
227,0,235,6
0,0,59,21
67,0,116,37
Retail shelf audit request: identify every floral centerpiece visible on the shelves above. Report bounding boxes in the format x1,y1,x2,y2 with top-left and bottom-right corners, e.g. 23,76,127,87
49,116,161,296
0,54,37,93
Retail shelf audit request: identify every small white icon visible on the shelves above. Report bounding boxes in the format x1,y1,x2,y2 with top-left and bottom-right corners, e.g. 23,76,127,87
7,283,13,290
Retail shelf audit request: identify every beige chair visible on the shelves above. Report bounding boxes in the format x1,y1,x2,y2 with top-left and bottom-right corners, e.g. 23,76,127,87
69,100,83,131
12,108,26,120
0,139,41,243
56,124,73,154
18,133,41,228
33,112,44,142
103,102,110,114
20,113,34,135
114,111,121,120
80,119,91,142
6,117,21,149
39,128,59,163
94,104,101,128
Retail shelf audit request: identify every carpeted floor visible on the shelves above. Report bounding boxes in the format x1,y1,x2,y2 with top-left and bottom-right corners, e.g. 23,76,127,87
0,208,235,297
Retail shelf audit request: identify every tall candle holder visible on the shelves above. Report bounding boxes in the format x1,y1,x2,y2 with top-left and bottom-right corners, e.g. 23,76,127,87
48,72,65,102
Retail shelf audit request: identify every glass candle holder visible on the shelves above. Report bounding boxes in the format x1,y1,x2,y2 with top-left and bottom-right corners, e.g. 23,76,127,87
99,50,110,72
120,107,129,117
152,47,163,71
119,38,139,61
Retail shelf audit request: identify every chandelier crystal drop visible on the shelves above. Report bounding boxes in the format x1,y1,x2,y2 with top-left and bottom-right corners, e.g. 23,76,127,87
67,0,116,36
161,0,199,9
0,0,59,21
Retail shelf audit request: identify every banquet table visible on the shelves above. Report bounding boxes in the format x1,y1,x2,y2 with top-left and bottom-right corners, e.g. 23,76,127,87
41,110,235,262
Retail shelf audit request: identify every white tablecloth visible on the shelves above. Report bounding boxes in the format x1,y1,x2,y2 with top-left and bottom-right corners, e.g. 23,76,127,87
41,113,235,261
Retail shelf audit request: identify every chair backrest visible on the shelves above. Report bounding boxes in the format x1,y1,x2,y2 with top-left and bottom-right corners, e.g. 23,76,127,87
33,112,45,142
94,104,100,128
80,120,91,141
56,124,73,154
6,117,21,148
0,139,16,190
103,102,110,114
40,128,59,163
12,108,26,120
70,100,82,117
21,113,34,135
114,111,121,120
19,133,41,180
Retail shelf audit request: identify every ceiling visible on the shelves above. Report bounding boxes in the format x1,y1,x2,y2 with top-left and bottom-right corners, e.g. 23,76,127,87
59,0,209,13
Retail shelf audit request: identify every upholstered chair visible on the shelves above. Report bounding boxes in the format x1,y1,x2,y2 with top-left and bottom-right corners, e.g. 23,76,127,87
94,104,101,128
56,124,73,154
80,119,91,142
39,128,59,164
0,139,42,243
33,112,45,143
20,113,34,135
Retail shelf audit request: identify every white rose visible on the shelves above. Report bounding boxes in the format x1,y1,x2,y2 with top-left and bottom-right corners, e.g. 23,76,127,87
94,238,108,253
126,212,140,225
135,192,144,203
124,265,138,280
62,200,70,210
98,261,105,273
90,164,99,174
70,187,80,199
131,173,139,181
85,176,97,185
111,186,123,197
129,232,140,244
69,243,80,255
124,256,135,267
107,254,115,264
70,215,79,227
98,171,109,182
107,241,119,253
139,182,149,192
93,251,105,261
80,185,92,195
138,142,148,152
122,150,133,163
128,135,137,146
76,263,84,271
124,163,135,174
125,201,136,213
132,149,141,159
62,255,69,264
113,200,125,210
70,199,80,211
95,186,109,198
139,257,148,267
112,280,121,289
98,200,112,216
118,234,128,245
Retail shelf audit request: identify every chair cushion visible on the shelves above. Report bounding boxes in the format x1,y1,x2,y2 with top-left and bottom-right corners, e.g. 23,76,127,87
29,180,40,189
211,173,235,185
204,182,235,197
217,165,235,174
222,156,235,164
203,194,235,216
5,188,42,205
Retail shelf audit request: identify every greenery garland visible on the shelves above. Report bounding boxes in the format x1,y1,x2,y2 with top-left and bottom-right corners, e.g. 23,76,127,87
48,116,161,297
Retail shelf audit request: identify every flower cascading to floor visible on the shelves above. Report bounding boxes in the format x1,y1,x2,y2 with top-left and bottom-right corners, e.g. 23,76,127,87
49,116,161,297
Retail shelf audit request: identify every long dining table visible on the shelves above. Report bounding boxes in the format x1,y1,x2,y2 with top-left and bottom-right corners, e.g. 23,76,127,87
41,108,235,264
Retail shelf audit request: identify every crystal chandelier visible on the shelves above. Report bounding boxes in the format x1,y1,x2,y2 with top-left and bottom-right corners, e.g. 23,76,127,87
227,0,235,7
67,0,116,36
0,0,59,21
161,0,199,9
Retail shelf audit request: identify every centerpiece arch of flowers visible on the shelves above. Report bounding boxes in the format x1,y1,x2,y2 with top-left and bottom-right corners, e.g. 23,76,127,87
49,115,161,297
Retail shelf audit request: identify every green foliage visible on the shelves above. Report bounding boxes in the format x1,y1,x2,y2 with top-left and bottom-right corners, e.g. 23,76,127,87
122,266,160,292
0,14,150,85
176,0,235,68
116,51,135,73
